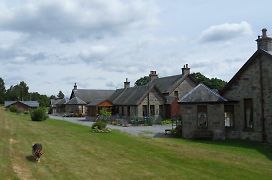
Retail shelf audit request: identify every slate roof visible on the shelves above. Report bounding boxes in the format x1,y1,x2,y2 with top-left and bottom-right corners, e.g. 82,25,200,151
108,85,164,106
107,89,124,102
56,98,68,105
71,89,115,104
66,97,87,105
149,74,197,94
4,101,39,108
180,83,227,103
88,98,106,106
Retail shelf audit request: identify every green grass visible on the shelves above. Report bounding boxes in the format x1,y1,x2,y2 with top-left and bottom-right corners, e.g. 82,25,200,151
1,107,272,179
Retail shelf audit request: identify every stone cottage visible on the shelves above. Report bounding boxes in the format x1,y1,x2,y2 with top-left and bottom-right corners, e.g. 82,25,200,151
179,83,229,140
221,28,272,143
4,101,39,111
108,79,166,122
107,65,198,121
179,29,272,143
67,83,115,116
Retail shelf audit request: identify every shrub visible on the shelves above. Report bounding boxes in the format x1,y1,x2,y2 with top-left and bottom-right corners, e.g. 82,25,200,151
16,108,23,114
99,108,111,122
91,121,106,130
171,125,183,137
9,105,17,113
30,108,48,121
161,119,172,125
91,121,110,133
24,111,29,115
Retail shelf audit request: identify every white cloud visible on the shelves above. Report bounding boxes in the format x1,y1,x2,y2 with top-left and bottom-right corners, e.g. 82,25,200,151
200,21,253,42
0,0,159,41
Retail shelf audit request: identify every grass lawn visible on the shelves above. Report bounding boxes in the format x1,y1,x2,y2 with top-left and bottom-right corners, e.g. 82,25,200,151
1,107,272,179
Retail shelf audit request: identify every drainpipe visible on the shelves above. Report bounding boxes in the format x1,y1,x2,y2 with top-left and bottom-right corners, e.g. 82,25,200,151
259,55,266,142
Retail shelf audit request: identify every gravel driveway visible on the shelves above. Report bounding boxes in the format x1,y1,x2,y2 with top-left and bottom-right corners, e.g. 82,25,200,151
49,115,172,137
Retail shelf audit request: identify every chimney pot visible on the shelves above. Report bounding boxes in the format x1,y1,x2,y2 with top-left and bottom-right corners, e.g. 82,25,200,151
182,64,190,76
74,83,77,90
262,28,267,37
149,70,158,81
124,78,130,88
256,28,272,52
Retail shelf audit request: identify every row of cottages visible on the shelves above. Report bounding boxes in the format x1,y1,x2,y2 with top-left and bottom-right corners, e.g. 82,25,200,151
4,101,39,111
106,65,198,122
59,64,198,121
179,29,272,143
66,84,115,116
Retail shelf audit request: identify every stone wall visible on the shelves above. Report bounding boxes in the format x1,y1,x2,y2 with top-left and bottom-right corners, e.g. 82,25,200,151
181,104,225,140
170,78,196,98
262,54,272,143
65,105,87,115
223,53,272,142
139,89,165,121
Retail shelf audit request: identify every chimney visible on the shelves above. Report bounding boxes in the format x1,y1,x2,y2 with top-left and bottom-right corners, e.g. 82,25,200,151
74,83,77,90
149,70,158,81
181,64,190,76
124,78,130,88
256,28,272,52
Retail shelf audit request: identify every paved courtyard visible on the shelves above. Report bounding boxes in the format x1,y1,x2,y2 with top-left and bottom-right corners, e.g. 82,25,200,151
49,115,172,137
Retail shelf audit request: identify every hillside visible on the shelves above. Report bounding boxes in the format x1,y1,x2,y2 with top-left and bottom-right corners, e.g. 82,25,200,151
1,107,272,179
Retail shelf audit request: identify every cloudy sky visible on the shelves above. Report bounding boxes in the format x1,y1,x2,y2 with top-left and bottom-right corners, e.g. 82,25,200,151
0,0,271,96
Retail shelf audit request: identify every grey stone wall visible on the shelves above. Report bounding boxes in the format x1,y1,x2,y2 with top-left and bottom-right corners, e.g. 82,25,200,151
181,104,225,140
223,53,272,142
170,78,196,97
139,89,165,121
262,54,272,143
65,105,86,115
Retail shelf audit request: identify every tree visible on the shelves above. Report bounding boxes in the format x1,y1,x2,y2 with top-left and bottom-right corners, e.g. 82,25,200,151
50,95,56,99
29,92,50,107
18,81,29,100
191,72,227,91
0,77,6,104
135,76,151,86
5,81,29,101
57,91,65,99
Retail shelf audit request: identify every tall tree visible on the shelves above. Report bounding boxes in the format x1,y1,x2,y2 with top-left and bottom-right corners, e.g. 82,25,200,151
0,77,6,104
135,76,151,86
18,81,29,100
57,91,65,99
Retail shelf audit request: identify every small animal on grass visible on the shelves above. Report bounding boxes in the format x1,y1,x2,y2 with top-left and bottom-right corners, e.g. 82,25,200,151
32,143,43,162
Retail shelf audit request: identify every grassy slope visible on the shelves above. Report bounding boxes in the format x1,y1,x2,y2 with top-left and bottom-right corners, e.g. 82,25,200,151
1,107,272,180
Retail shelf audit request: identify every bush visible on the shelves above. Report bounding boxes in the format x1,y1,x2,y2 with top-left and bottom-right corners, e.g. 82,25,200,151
9,105,17,113
171,125,183,137
91,121,106,130
99,108,111,122
161,119,172,125
91,121,110,133
30,108,48,121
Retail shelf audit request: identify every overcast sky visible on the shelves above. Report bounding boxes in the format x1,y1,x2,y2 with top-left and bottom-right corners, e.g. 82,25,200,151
0,0,271,96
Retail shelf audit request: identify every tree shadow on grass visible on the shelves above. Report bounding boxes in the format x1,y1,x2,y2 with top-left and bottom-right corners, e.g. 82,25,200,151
192,139,272,161
25,155,36,162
